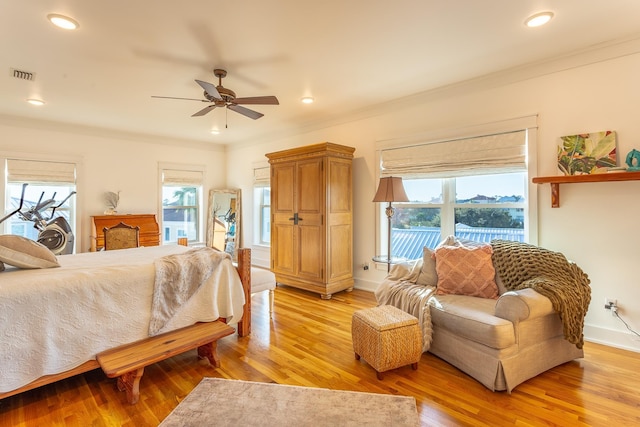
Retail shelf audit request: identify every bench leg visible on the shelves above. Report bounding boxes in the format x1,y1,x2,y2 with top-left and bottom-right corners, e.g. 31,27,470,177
197,341,221,368
117,367,144,404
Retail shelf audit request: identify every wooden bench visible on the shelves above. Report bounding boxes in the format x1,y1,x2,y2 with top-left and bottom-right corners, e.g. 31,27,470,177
97,321,235,404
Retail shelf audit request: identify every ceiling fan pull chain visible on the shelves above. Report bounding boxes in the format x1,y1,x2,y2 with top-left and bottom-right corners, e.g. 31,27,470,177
226,106,228,129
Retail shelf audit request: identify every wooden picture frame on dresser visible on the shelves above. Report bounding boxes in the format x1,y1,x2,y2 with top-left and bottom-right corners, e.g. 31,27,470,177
90,214,160,251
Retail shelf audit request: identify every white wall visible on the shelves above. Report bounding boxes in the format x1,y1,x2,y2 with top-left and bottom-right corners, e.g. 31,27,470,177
0,119,227,252
227,51,640,352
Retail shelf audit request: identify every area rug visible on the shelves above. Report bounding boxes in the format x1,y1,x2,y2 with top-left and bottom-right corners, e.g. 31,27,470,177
159,378,420,426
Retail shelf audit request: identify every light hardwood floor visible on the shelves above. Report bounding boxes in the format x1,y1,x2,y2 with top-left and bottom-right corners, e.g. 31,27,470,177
1,286,639,426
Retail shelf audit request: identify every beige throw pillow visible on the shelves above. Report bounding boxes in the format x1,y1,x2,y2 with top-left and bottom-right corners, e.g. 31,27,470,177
0,235,60,269
416,247,437,286
434,245,498,299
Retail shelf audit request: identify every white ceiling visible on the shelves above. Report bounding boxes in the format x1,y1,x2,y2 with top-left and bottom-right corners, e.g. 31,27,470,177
2,1,640,146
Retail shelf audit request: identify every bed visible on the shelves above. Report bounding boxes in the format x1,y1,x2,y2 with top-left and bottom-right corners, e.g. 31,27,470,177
0,244,252,399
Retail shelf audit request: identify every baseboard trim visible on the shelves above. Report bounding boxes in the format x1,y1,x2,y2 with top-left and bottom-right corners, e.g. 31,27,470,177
584,324,640,353
353,278,379,293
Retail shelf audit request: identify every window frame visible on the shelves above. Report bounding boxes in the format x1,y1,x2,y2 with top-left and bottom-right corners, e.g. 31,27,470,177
158,163,205,245
1,157,78,249
253,165,271,247
390,174,528,257
254,186,271,246
374,117,538,261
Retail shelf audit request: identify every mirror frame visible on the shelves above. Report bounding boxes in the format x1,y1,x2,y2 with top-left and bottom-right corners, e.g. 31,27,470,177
206,188,241,261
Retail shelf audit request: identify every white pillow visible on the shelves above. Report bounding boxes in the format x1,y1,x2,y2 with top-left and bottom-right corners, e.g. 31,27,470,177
0,235,60,269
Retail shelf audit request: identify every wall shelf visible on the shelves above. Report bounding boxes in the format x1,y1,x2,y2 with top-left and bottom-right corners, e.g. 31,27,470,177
532,171,640,207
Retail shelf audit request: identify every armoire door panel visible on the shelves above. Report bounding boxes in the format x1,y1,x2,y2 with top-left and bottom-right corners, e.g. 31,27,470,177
271,223,295,275
272,165,295,214
297,224,324,280
328,223,352,279
328,160,352,213
297,159,324,214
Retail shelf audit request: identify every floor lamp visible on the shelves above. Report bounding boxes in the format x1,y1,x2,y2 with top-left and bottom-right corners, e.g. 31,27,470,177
373,176,409,272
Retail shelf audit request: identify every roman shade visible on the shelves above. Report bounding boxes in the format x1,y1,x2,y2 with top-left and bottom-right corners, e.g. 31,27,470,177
380,130,527,179
162,169,203,186
253,166,270,187
7,159,76,184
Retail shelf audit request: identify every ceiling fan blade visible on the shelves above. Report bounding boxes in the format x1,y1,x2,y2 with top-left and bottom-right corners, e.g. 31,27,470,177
191,104,216,117
195,79,222,100
228,104,264,120
151,95,208,102
232,96,279,105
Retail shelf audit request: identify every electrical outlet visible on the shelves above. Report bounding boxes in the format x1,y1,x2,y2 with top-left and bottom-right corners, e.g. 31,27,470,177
604,298,617,310
363,262,370,270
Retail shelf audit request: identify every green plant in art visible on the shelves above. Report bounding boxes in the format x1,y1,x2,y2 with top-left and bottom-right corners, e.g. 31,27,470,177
557,131,617,175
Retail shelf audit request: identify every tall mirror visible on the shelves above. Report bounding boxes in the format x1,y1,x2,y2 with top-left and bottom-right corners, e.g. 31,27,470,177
206,189,241,261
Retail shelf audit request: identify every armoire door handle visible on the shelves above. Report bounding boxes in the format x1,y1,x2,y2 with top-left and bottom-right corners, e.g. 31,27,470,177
288,213,303,225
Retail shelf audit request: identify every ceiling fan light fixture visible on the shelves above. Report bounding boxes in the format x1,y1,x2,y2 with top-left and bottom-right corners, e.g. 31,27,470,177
26,98,45,106
47,13,79,30
525,11,554,28
301,96,314,104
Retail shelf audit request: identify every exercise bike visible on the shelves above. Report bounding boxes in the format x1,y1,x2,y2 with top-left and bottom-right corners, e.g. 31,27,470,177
0,183,76,255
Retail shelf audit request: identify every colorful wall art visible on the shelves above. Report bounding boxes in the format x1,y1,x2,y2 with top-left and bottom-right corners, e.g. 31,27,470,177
557,130,617,175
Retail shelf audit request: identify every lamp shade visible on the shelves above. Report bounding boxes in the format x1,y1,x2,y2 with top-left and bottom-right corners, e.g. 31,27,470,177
372,176,409,203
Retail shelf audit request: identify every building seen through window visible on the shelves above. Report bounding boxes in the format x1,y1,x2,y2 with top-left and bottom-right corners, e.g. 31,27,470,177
390,173,526,260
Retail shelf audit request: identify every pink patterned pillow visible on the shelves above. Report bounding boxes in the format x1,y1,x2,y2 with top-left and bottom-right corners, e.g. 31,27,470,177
434,245,498,299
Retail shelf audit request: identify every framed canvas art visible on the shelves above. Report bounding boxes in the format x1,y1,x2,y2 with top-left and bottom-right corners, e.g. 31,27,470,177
557,130,617,175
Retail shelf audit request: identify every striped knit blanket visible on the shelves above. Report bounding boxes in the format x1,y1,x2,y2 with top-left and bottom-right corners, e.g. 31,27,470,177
491,240,591,349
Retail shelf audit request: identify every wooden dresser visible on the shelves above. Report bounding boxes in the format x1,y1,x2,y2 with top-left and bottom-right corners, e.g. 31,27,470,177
90,214,160,251
266,142,355,299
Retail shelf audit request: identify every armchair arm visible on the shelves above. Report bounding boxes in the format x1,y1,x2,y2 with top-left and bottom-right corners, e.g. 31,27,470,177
494,288,554,323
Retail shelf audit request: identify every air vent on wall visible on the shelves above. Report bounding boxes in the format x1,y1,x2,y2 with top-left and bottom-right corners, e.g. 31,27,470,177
11,68,35,81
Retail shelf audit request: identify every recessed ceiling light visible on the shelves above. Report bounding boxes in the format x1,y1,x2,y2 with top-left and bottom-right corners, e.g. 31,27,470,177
26,99,45,106
47,13,79,30
525,11,554,28
301,96,315,104
210,129,220,135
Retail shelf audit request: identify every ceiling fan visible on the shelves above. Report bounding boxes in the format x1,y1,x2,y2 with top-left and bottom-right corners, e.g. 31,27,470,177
152,69,279,119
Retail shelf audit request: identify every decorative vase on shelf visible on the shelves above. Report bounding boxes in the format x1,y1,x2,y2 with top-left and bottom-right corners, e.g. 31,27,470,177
104,208,117,215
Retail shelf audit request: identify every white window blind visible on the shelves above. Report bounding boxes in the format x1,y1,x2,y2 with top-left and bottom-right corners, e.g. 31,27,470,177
162,169,203,185
7,159,76,184
253,166,270,187
380,130,527,178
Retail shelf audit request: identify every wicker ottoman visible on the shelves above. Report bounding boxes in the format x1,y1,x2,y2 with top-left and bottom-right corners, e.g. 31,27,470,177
352,305,422,380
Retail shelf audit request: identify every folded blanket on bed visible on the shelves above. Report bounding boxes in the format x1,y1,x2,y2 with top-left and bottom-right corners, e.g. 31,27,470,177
491,240,591,349
149,247,231,336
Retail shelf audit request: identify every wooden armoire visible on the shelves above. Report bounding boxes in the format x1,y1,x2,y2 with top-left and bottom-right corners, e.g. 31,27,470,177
266,142,355,299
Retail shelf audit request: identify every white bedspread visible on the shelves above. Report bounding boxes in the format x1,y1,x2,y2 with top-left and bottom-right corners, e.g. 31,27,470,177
0,245,245,394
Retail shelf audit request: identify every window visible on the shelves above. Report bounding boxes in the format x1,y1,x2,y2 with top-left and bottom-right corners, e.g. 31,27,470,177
393,173,526,259
2,159,77,244
256,187,271,244
378,121,535,261
160,167,204,244
253,166,270,246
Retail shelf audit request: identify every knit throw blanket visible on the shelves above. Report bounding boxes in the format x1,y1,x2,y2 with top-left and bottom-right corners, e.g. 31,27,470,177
149,247,230,336
375,267,435,353
490,240,591,349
